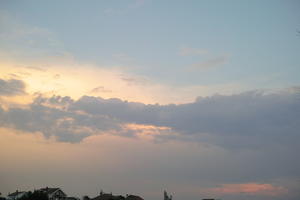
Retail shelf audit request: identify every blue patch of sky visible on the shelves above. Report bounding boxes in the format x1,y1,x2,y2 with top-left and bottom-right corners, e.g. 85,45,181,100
1,0,300,88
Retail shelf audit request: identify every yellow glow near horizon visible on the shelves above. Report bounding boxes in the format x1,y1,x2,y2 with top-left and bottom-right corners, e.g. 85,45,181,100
0,61,242,105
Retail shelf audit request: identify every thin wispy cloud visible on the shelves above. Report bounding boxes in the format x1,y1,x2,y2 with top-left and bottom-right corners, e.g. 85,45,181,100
90,86,113,94
207,183,288,196
179,47,208,56
120,75,150,86
191,56,228,69
178,46,228,70
0,12,70,64
25,66,47,72
112,53,135,62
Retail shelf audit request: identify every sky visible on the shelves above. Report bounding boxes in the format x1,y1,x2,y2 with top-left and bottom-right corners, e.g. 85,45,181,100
0,0,300,200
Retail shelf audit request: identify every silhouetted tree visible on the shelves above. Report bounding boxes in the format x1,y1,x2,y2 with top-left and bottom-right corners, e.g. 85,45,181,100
0,192,5,200
19,191,48,200
83,196,90,200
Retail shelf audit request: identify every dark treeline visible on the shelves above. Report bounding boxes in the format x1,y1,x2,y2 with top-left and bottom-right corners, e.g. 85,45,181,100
18,191,48,200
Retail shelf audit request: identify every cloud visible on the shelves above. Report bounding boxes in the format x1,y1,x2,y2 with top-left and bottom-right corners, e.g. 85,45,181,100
0,95,123,142
191,56,228,69
0,87,299,151
120,75,150,86
25,66,47,72
112,53,135,62
90,86,112,94
179,47,208,56
72,89,300,149
178,46,228,69
1,89,300,199
0,78,26,96
0,12,69,64
208,183,288,196
1,62,239,106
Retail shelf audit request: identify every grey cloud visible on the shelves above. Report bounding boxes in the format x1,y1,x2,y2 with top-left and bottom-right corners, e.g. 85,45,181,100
1,88,300,150
1,89,300,194
71,90,300,150
0,78,26,96
0,95,121,142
